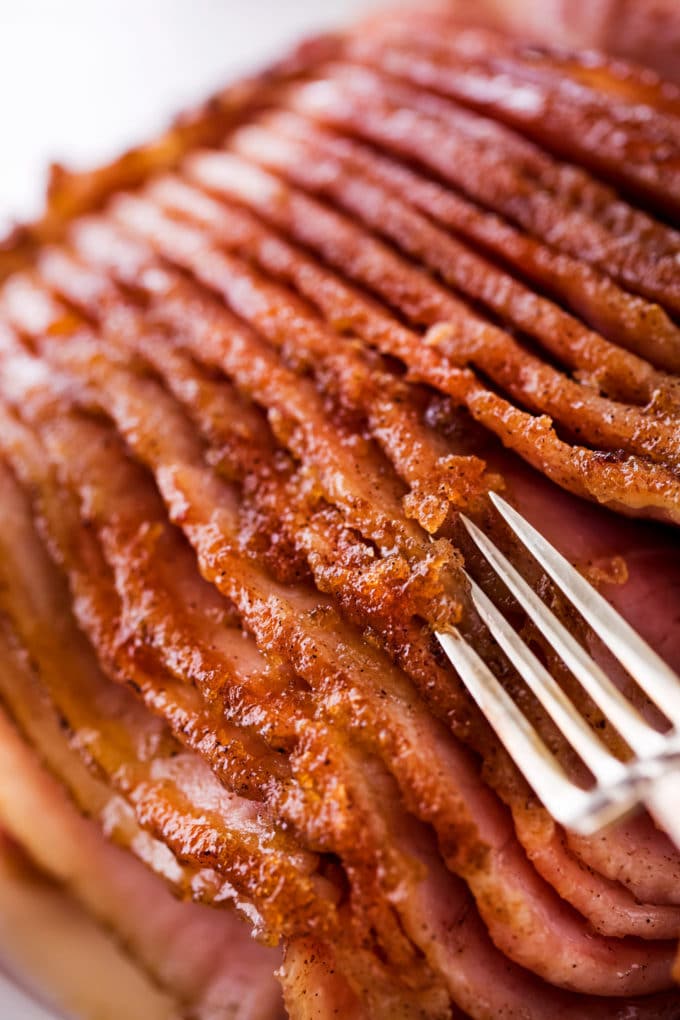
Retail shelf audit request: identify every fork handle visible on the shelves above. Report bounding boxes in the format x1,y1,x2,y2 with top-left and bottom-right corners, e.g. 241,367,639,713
644,771,680,849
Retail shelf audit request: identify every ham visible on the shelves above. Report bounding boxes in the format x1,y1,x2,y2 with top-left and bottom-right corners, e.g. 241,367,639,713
0,8,679,1015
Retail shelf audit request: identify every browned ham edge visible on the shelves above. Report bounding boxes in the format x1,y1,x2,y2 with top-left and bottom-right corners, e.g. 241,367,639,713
0,708,286,1020
292,127,680,376
0,432,330,938
161,141,680,524
0,453,451,1014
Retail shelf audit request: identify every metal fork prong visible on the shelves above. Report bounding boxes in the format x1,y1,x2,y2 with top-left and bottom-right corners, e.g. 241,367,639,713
465,572,627,787
435,626,596,829
460,512,667,760
490,492,680,730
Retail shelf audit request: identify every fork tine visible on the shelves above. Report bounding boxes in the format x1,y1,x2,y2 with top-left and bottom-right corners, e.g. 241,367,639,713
435,626,633,832
489,492,680,730
460,511,667,760
436,627,588,820
465,571,627,787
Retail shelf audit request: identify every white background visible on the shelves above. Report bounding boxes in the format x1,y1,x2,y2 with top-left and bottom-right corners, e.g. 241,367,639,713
0,0,377,232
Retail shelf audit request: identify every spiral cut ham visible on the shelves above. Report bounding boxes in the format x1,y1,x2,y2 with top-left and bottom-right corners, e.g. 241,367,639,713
0,7,680,1018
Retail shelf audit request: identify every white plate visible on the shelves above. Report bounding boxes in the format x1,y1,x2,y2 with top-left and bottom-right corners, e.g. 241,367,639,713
0,0,374,230
0,974,60,1020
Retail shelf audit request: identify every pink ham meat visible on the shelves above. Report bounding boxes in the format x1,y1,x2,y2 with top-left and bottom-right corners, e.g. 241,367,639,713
497,455,680,899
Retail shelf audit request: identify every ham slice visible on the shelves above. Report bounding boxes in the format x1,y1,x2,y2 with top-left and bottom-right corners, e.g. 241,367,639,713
175,134,680,524
0,446,332,940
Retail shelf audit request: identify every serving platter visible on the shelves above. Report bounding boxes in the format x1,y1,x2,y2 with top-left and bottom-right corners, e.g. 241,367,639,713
0,828,177,1020
0,975,58,1020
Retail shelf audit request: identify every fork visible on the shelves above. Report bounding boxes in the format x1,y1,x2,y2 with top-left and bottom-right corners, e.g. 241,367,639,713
436,492,680,847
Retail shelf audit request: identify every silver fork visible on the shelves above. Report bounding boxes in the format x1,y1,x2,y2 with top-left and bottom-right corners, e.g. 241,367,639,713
436,492,680,846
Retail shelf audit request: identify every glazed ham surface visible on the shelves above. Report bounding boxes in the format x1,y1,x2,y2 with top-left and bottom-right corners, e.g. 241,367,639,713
0,6,680,1018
